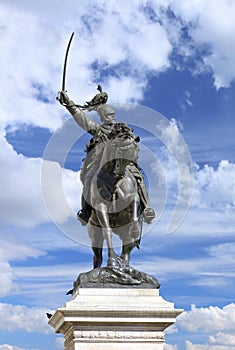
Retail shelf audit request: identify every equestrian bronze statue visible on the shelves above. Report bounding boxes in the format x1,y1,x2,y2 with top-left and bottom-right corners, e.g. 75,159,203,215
58,87,155,268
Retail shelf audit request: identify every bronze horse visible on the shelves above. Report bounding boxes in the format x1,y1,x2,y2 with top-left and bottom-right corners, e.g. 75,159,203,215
87,126,144,268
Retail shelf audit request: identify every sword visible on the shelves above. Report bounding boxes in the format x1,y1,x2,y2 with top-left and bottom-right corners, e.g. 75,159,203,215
57,32,75,102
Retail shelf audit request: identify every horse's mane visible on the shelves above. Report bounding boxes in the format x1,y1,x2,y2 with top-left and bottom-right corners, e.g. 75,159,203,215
96,123,140,200
100,123,139,170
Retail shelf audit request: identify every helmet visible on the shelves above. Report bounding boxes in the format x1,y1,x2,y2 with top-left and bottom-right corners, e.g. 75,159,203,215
96,104,115,121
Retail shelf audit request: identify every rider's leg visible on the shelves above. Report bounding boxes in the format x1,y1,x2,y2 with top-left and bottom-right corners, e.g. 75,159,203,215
77,181,92,225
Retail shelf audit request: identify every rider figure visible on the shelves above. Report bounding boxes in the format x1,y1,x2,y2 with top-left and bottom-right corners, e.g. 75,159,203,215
58,87,155,225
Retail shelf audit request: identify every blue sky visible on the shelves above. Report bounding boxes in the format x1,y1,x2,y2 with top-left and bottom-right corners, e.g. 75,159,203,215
0,1,235,349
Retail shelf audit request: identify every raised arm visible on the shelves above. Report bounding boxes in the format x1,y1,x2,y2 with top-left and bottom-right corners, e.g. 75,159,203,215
58,91,99,135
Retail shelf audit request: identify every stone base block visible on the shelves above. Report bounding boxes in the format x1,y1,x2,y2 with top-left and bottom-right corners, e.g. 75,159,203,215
49,288,183,350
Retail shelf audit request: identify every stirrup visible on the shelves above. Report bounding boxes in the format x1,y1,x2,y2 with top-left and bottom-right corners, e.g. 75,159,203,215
143,207,155,223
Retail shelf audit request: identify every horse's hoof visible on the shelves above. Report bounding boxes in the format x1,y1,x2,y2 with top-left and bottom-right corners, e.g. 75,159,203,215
107,255,129,269
107,257,119,268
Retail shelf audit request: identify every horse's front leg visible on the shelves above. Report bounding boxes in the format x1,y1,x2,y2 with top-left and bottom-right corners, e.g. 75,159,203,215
120,241,135,265
95,203,118,262
88,223,104,269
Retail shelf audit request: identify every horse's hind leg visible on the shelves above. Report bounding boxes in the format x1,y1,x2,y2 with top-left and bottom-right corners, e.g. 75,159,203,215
88,223,104,269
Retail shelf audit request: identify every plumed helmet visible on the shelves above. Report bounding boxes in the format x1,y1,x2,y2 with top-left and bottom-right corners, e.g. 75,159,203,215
81,85,108,110
79,85,115,121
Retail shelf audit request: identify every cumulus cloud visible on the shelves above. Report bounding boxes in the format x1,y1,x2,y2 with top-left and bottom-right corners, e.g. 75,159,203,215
178,303,235,333
174,304,235,349
1,0,234,235
170,0,235,88
0,303,52,333
41,160,81,225
155,157,235,232
0,132,49,228
210,332,235,346
0,5,64,131
0,131,81,228
0,2,234,350
193,160,235,210
0,0,175,135
0,0,234,143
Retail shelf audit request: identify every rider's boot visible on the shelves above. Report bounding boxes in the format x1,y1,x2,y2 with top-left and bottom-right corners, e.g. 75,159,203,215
77,201,92,226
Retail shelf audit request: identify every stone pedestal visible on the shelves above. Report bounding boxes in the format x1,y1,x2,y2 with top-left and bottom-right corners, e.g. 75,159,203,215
49,288,183,349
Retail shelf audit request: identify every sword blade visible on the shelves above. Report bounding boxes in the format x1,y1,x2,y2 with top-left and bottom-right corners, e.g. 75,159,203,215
62,32,75,91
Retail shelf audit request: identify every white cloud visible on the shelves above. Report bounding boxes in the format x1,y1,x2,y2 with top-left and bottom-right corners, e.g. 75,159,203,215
210,332,235,346
0,346,35,350
193,161,235,209
0,0,234,236
185,339,234,350
0,235,44,297
0,236,44,262
0,303,52,333
0,261,15,298
11,260,91,307
152,157,235,236
0,2,234,349
0,4,64,131
0,0,234,142
0,0,174,135
178,303,235,333
0,133,48,228
15,263,89,279
55,337,64,349
106,77,147,104
133,241,235,289
180,91,193,113
150,135,235,236
176,304,235,349
0,131,82,228
41,160,81,225
164,344,178,350
170,0,235,88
